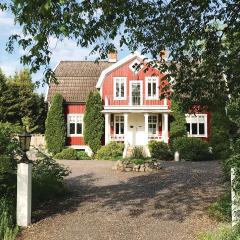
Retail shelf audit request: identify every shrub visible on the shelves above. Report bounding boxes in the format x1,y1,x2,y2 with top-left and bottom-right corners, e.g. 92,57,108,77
45,93,66,155
84,92,104,153
130,158,145,165
77,151,91,160
54,148,78,160
171,137,212,161
54,148,91,160
32,153,71,209
170,99,187,141
148,140,173,160
210,111,231,160
131,146,145,159
208,192,231,222
96,142,124,160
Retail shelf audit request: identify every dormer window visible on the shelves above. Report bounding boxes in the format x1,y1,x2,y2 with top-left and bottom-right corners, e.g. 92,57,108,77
146,77,158,99
114,77,126,100
129,59,142,73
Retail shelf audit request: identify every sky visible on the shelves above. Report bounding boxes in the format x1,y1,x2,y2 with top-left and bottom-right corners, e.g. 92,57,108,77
0,9,131,96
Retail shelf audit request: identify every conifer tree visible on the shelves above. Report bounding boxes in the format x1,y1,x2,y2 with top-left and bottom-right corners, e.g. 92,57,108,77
45,93,66,154
84,91,104,153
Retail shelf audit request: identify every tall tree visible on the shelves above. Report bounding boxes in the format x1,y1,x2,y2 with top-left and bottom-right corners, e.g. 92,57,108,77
84,91,104,154
45,93,66,155
1,1,239,110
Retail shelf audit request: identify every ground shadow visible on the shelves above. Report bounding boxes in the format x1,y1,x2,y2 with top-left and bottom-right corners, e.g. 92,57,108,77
32,161,226,223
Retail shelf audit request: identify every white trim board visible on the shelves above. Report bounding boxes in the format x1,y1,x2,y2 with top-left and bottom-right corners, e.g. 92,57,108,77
96,51,147,89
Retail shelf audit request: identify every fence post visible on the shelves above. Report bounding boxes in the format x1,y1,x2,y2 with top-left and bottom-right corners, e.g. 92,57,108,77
231,167,239,227
17,162,32,227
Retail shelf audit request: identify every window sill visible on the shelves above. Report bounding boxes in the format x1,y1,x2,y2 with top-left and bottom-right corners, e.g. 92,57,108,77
67,134,83,137
187,134,208,138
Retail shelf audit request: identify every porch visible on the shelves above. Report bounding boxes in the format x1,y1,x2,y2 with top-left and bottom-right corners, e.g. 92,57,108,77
104,112,170,146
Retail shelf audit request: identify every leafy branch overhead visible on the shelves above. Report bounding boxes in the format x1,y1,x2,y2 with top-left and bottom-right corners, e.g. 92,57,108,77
1,1,240,109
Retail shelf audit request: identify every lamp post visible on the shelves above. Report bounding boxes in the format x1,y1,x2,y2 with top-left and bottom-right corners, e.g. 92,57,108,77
17,128,32,227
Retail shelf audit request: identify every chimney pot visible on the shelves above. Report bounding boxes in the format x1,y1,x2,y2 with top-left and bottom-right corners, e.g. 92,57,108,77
160,49,167,62
108,51,117,63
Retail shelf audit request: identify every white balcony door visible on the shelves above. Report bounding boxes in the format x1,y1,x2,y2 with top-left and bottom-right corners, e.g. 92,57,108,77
130,81,142,106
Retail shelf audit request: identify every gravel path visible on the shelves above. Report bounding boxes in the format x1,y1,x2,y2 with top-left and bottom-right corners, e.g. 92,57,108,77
19,160,226,240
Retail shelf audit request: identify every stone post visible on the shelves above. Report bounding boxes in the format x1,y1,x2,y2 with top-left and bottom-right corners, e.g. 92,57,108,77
17,162,32,227
231,167,240,227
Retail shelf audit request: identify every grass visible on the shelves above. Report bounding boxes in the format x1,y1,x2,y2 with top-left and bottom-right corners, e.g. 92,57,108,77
207,192,231,222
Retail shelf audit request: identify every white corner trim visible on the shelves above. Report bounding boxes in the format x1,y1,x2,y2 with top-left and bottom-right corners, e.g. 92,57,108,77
96,51,146,89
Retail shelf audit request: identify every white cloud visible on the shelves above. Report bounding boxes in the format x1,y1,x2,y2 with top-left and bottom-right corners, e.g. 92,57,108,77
0,62,19,76
0,10,14,26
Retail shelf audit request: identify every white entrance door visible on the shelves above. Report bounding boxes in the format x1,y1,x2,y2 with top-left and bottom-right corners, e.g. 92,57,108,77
130,81,142,106
128,114,145,146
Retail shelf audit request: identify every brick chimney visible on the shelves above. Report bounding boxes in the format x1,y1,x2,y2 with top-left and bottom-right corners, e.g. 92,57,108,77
108,51,117,63
159,49,167,62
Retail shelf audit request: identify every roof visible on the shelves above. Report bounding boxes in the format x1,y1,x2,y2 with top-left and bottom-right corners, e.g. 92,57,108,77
96,51,146,88
47,61,113,103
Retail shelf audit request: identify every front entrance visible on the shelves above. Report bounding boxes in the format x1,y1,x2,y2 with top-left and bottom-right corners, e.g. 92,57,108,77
127,114,145,146
130,81,142,106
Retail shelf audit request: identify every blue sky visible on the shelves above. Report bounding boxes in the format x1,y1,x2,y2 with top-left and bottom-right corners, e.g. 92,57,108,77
0,9,131,96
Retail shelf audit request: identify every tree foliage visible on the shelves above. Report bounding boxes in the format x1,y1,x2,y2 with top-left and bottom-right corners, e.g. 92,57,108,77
170,99,187,141
84,91,104,154
45,93,66,155
0,69,46,133
1,1,240,110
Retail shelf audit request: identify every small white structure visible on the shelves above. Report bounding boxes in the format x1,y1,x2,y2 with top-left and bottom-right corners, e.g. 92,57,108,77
231,167,240,227
174,151,180,162
17,162,32,227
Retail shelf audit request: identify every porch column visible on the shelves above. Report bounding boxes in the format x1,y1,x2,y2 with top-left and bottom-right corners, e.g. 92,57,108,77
105,113,110,144
124,113,128,146
163,113,169,143
144,113,149,144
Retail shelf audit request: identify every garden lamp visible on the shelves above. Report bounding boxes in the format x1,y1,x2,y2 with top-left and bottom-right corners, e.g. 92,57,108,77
18,127,31,163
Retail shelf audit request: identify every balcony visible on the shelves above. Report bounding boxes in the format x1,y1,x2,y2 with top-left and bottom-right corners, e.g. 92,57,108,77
104,96,169,112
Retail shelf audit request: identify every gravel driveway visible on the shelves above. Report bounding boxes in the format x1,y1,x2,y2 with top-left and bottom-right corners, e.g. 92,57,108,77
19,160,226,240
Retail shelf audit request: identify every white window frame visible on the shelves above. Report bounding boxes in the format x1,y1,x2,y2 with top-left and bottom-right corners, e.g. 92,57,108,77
145,77,159,100
185,114,208,138
114,115,125,136
129,59,143,73
67,114,84,137
130,80,143,106
148,114,158,135
113,77,127,100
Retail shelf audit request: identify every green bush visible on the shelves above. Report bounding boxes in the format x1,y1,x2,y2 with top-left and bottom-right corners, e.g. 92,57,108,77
199,225,240,240
131,146,145,159
208,193,231,222
148,140,173,160
45,93,66,155
96,142,124,160
77,151,91,160
32,153,71,209
84,92,104,153
210,111,231,160
54,148,91,160
130,158,145,165
54,148,78,160
171,137,212,161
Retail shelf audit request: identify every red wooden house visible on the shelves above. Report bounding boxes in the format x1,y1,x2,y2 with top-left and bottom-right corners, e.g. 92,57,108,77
47,52,210,156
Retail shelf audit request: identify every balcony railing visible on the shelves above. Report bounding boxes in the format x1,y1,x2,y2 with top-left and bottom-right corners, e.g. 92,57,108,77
104,96,168,107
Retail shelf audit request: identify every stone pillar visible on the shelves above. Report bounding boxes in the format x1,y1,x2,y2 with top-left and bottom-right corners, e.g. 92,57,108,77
105,113,110,144
124,113,128,146
163,113,169,143
231,167,240,227
144,113,149,144
17,162,32,227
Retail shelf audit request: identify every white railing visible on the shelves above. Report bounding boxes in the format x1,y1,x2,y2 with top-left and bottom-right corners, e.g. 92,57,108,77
104,96,167,107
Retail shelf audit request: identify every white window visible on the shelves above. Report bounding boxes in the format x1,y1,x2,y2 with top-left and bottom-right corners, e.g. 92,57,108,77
148,115,158,135
114,77,126,99
115,115,124,135
185,114,208,137
146,77,158,99
129,59,142,73
67,114,83,136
